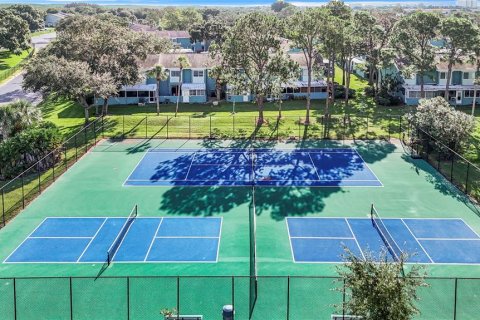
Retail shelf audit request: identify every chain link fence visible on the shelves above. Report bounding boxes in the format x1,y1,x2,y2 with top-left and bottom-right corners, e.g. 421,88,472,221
0,276,479,320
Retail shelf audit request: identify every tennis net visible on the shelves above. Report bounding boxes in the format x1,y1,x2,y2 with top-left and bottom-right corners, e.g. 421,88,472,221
107,204,138,265
249,186,258,317
370,204,402,262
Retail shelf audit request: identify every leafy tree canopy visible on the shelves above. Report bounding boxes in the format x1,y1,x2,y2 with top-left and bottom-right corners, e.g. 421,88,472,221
5,5,45,32
337,248,427,320
0,9,30,54
0,99,42,140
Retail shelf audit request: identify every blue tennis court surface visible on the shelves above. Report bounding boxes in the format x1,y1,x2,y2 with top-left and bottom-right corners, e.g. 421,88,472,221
4,217,222,263
287,218,480,264
124,148,382,187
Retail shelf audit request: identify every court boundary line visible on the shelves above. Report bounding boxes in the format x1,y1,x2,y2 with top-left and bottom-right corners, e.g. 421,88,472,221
4,216,223,264
400,219,434,264
122,147,384,188
76,218,107,262
284,217,480,265
144,218,163,262
345,218,366,260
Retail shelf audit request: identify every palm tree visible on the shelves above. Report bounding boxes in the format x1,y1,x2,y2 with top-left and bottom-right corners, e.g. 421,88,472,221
0,100,42,140
174,56,191,117
147,65,168,115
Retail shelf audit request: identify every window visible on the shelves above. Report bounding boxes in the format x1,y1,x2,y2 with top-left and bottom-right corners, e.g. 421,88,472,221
171,70,180,77
126,91,137,98
408,91,421,98
189,90,206,96
137,91,149,98
464,90,477,98
117,91,126,97
464,72,470,80
193,70,204,77
440,72,446,80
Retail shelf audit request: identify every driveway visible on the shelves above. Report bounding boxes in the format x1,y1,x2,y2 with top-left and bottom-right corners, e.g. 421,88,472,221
0,32,56,106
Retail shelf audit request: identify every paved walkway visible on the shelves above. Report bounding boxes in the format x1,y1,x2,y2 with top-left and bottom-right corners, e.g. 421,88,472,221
0,33,56,106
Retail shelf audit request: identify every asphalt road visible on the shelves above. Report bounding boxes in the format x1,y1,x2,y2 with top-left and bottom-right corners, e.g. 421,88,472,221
0,32,56,106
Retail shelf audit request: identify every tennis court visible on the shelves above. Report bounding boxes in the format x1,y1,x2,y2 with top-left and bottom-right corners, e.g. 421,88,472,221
5,216,222,263
287,216,480,264
124,148,382,187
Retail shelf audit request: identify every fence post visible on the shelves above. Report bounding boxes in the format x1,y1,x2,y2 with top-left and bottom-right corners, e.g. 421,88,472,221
342,278,346,319
70,277,73,320
450,153,455,182
75,135,78,162
52,159,55,182
64,146,68,169
177,276,180,320
399,116,402,140
231,276,235,312
454,278,458,320
37,162,41,194
189,115,191,140
465,163,470,194
145,115,148,139
93,120,97,145
84,125,88,153
13,278,17,320
167,116,169,139
232,115,235,139
21,173,25,209
1,189,5,227
298,117,301,140
388,116,392,140
127,277,130,320
286,276,290,320
210,115,212,139
366,116,369,140
122,115,125,138
102,116,105,139
254,116,257,141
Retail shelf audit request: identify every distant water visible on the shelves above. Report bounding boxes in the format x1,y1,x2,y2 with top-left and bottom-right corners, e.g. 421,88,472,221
0,0,457,7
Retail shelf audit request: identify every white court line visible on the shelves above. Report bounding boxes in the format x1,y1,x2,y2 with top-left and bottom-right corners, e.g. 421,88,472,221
29,236,92,239
400,219,434,264
184,152,197,180
285,218,297,263
417,238,480,241
122,147,153,187
155,236,221,239
345,218,366,260
144,218,163,262
3,217,48,263
289,236,355,240
351,149,384,187
215,217,223,263
76,218,107,262
307,153,321,181
460,218,480,239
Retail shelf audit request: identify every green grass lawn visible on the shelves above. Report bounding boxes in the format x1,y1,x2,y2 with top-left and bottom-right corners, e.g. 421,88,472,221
30,28,54,37
0,49,31,83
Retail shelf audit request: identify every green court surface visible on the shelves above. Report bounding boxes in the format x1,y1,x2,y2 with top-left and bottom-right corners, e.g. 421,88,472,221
1,138,480,319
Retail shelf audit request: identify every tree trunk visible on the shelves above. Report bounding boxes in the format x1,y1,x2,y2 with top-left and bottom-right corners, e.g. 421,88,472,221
84,107,90,125
345,60,351,107
420,71,425,99
256,95,264,124
156,80,160,115
325,69,331,116
368,64,375,86
102,99,109,116
331,56,336,103
444,62,453,101
374,67,380,98
306,65,312,125
216,80,221,102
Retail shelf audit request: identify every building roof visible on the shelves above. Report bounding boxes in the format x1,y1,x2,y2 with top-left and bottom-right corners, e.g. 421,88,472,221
130,24,190,39
122,84,157,91
139,52,326,71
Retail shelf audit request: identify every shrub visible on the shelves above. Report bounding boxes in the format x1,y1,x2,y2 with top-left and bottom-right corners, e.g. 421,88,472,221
409,97,476,153
335,86,356,99
0,122,63,180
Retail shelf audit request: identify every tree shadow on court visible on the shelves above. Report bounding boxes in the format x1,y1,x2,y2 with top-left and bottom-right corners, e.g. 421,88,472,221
401,154,480,216
156,138,397,220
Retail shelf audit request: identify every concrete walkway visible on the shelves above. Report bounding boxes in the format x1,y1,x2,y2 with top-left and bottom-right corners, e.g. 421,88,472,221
0,32,56,106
